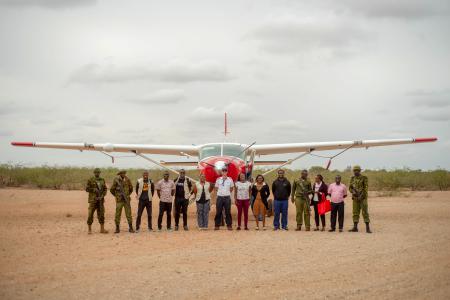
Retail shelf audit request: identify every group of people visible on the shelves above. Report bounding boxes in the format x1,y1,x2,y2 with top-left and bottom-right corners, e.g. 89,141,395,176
85,165,372,234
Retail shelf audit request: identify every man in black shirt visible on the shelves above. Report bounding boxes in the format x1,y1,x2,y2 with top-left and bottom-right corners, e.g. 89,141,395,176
135,171,155,232
173,169,192,231
272,169,291,230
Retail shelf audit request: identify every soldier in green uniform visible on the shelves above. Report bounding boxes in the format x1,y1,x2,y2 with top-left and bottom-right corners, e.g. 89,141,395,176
349,165,372,233
85,168,108,234
110,170,135,233
291,169,313,231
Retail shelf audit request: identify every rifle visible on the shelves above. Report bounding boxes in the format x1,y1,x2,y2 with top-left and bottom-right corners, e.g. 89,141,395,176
116,178,129,204
94,180,104,202
350,187,363,202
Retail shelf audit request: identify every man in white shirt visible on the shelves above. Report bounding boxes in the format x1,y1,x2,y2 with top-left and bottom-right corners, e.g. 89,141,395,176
214,168,234,230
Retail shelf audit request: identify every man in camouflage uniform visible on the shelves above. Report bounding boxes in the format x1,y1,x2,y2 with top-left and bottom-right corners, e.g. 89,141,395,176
291,169,313,231
110,170,135,233
85,168,108,234
349,165,372,233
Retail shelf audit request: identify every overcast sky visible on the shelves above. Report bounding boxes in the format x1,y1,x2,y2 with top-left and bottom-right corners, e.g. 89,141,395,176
0,0,449,170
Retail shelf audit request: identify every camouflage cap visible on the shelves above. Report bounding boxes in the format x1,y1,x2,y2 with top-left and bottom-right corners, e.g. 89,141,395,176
93,168,101,173
117,170,127,175
352,165,362,171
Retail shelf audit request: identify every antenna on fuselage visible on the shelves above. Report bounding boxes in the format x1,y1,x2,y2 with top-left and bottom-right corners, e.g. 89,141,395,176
222,112,230,138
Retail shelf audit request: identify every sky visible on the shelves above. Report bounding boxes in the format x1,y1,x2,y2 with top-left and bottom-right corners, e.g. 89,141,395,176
0,0,449,170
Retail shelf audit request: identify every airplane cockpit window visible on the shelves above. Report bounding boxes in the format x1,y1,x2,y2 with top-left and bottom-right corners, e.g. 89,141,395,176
223,144,245,160
199,144,221,160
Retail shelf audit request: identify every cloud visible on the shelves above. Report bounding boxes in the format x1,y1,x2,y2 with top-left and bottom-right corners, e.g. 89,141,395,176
270,120,308,131
70,60,234,84
76,117,103,128
0,129,13,136
416,110,450,122
335,0,450,19
0,104,18,116
407,89,450,108
0,0,97,9
129,89,186,105
190,102,255,124
246,16,371,56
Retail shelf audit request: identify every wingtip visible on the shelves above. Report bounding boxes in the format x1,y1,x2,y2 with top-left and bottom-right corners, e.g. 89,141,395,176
11,142,34,147
414,137,438,143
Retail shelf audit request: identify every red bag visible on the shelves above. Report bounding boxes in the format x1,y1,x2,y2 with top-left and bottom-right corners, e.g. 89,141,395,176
318,199,331,215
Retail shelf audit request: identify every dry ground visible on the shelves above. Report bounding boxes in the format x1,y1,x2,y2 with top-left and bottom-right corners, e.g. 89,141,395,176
0,189,449,300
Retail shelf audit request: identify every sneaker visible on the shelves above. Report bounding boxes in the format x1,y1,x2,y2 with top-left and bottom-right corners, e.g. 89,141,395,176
282,227,289,231
135,229,140,233
321,227,325,232
174,226,179,231
255,227,260,231
273,227,279,231
262,226,267,231
183,226,189,231
167,227,173,232
227,226,233,231
148,228,153,232
158,227,162,232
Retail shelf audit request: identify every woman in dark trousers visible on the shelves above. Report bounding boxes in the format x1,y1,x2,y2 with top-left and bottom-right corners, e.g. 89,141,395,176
310,174,328,231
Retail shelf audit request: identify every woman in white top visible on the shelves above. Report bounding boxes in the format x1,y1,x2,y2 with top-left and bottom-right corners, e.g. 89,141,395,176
234,173,252,230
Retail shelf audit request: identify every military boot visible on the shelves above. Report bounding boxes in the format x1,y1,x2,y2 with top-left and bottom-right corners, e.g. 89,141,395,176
114,224,120,233
128,223,135,233
365,222,372,234
349,222,358,232
100,224,108,234
88,225,92,234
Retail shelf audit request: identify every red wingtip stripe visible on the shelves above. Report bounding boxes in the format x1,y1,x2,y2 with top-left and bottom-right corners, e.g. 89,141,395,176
414,137,438,143
11,142,34,147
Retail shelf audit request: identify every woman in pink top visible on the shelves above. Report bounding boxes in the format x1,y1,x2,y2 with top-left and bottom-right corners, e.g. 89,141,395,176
327,175,347,232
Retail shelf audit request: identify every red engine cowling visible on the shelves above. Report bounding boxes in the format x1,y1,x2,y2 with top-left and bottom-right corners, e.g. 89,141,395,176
199,156,247,183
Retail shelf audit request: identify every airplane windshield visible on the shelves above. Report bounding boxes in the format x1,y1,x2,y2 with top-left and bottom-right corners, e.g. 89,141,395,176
199,144,221,160
199,144,246,160
223,144,245,160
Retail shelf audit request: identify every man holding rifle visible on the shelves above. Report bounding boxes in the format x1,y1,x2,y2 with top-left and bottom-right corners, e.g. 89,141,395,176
292,169,313,231
110,170,135,233
349,165,372,233
85,168,108,234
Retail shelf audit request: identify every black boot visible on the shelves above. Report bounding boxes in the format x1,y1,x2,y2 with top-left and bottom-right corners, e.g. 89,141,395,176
114,224,120,233
349,222,358,232
365,222,372,233
128,223,135,233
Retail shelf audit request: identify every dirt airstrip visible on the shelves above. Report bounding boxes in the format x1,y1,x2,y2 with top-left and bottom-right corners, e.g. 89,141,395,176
0,189,449,299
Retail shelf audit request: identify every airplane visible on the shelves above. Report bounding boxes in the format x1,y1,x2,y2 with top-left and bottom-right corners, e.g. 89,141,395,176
11,113,437,183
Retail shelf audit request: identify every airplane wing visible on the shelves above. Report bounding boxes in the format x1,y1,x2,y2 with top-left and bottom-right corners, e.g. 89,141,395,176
250,137,437,155
11,142,199,157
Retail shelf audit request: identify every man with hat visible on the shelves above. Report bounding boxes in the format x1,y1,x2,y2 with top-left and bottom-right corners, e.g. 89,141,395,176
85,168,108,234
349,165,372,233
214,167,234,230
110,170,135,233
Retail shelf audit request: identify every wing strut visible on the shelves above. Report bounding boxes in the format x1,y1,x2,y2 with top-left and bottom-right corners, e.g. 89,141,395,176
262,149,313,176
135,152,198,183
309,144,355,169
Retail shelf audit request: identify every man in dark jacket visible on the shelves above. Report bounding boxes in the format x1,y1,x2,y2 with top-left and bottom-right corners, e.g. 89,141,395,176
272,169,291,230
173,169,192,231
135,171,155,232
